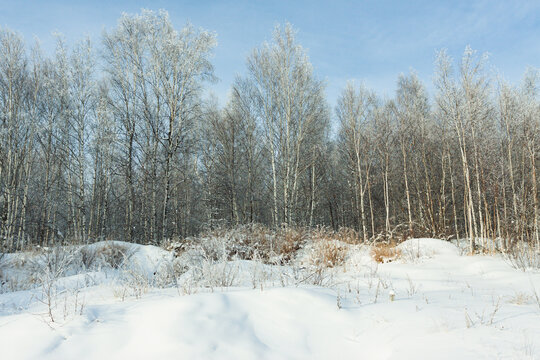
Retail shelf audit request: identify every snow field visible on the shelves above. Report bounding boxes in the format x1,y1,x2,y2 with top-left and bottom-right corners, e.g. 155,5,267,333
0,238,539,359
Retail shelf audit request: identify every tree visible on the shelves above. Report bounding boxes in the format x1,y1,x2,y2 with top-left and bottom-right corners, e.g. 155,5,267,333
103,10,216,242
336,83,376,240
234,23,329,227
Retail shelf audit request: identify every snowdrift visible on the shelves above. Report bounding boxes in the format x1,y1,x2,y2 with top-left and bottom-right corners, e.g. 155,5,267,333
1,238,539,359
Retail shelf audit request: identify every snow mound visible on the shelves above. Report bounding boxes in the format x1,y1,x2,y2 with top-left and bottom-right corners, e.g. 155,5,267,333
3,281,540,360
83,241,172,275
397,238,460,259
128,243,173,275
2,238,540,359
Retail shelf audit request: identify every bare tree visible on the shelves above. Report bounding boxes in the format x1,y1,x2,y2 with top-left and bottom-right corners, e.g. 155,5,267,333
235,23,328,227
336,83,376,240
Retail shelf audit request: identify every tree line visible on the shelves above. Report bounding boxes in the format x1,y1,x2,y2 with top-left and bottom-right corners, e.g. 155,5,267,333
1,10,538,253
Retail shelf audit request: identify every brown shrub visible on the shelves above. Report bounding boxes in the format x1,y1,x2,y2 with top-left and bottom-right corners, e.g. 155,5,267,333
163,237,190,258
336,227,360,244
239,224,273,260
310,240,347,268
309,226,361,244
278,228,306,262
177,224,276,262
371,243,402,263
163,225,354,266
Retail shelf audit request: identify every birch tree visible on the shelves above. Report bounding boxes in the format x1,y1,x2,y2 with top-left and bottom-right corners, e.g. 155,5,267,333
337,83,376,240
236,23,328,226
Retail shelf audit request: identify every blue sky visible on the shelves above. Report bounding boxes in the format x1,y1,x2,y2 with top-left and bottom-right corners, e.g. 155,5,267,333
1,0,539,107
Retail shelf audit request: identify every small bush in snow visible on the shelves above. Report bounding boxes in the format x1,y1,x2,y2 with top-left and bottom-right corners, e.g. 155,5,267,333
278,227,307,263
308,239,347,268
96,242,135,269
33,246,78,279
163,237,189,258
504,242,540,271
200,261,240,289
25,246,79,322
507,292,532,305
335,227,361,244
371,243,402,263
80,245,99,269
120,265,151,299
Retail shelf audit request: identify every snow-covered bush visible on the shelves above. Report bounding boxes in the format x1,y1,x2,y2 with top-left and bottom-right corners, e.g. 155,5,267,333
276,227,308,263
169,224,271,262
164,225,361,273
504,242,540,271
307,239,348,268
166,225,308,264
80,245,99,269
0,252,6,290
116,264,151,300
22,246,80,322
198,260,240,289
335,227,361,244
371,243,402,263
32,246,78,279
79,242,136,270
96,242,135,269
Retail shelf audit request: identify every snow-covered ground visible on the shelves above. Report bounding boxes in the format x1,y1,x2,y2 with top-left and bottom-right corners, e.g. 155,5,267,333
1,238,540,359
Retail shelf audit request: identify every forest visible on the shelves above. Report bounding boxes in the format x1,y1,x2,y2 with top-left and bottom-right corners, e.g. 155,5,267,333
0,9,538,254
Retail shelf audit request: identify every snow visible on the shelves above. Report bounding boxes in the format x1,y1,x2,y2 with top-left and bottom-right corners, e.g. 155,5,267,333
397,237,461,257
1,238,540,359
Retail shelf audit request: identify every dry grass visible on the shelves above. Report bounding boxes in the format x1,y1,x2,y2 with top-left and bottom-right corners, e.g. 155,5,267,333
371,243,402,263
311,227,360,245
167,224,279,262
504,242,540,271
95,242,134,269
163,225,359,266
278,228,306,262
507,292,532,305
245,224,274,260
80,246,98,269
335,227,361,244
310,240,348,268
306,227,354,268
163,237,190,258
